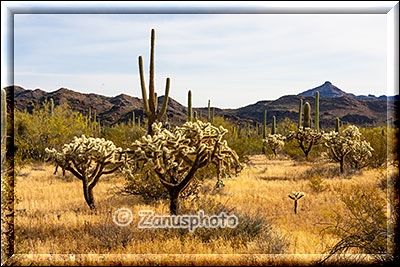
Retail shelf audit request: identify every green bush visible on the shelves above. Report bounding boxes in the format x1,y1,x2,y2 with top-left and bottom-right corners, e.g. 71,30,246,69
15,101,94,166
101,121,145,149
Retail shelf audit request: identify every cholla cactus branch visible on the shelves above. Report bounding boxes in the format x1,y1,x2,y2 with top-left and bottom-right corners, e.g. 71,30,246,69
46,135,124,209
123,121,244,215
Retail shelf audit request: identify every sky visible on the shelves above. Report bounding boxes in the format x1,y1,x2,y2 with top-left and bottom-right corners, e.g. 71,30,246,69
7,6,390,108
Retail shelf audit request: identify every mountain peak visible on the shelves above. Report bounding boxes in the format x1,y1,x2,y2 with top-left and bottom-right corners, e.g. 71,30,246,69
299,81,348,98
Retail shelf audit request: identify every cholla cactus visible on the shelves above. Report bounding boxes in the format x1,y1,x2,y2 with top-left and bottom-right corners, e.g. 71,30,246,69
322,125,373,173
288,191,305,214
263,134,286,157
123,121,244,215
287,127,322,160
46,135,124,209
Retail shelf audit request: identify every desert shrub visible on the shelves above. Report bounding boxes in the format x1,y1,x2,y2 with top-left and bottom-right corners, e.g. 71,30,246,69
319,185,391,264
307,175,329,193
212,116,262,162
359,126,398,168
15,101,94,165
101,121,145,149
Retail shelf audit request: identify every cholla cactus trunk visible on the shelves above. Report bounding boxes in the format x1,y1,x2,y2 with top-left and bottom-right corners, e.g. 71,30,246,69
138,29,170,136
272,116,276,135
298,99,303,129
315,91,320,131
187,90,192,122
335,117,340,133
303,102,311,128
1,88,6,144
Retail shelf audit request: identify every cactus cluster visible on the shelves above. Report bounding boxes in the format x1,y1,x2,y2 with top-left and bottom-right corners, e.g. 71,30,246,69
123,121,244,214
46,135,124,209
263,133,286,157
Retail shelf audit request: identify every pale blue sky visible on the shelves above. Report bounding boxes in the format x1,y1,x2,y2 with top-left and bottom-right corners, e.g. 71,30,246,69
12,13,387,108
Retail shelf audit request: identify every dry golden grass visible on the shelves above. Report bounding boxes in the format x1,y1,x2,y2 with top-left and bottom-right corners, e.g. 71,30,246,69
13,155,389,265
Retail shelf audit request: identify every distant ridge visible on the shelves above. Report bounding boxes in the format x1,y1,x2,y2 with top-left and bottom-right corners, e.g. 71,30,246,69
299,81,398,101
5,84,398,129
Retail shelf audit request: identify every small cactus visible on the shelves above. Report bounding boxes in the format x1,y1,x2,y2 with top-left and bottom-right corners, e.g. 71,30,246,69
50,98,54,118
271,115,276,135
335,117,340,133
298,99,303,129
303,102,311,128
187,90,192,122
315,91,320,131
263,109,267,139
288,191,305,214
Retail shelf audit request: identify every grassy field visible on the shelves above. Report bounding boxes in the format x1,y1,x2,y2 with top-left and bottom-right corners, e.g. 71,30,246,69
13,155,390,265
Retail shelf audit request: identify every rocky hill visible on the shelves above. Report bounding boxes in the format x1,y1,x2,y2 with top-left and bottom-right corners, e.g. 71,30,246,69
5,83,398,130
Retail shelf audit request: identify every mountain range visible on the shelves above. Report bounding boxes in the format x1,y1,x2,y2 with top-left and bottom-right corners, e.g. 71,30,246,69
5,81,398,129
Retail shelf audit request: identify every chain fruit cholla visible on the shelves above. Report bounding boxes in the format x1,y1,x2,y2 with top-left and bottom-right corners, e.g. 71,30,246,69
46,135,124,209
123,121,244,215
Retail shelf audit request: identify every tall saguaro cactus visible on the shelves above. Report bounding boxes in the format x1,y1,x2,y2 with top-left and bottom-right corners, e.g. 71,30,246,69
138,29,170,136
207,100,211,122
50,98,54,118
271,115,276,135
263,109,267,139
298,99,303,129
315,91,320,131
187,90,192,122
303,102,311,128
335,117,340,133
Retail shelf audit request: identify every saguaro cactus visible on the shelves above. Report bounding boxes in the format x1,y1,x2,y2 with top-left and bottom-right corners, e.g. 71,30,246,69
288,191,305,214
1,88,6,144
335,117,340,133
271,116,276,135
212,107,215,124
50,98,54,118
303,102,311,128
315,91,320,131
187,90,192,122
132,111,135,126
263,109,267,139
207,100,211,122
298,99,303,129
138,29,170,136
